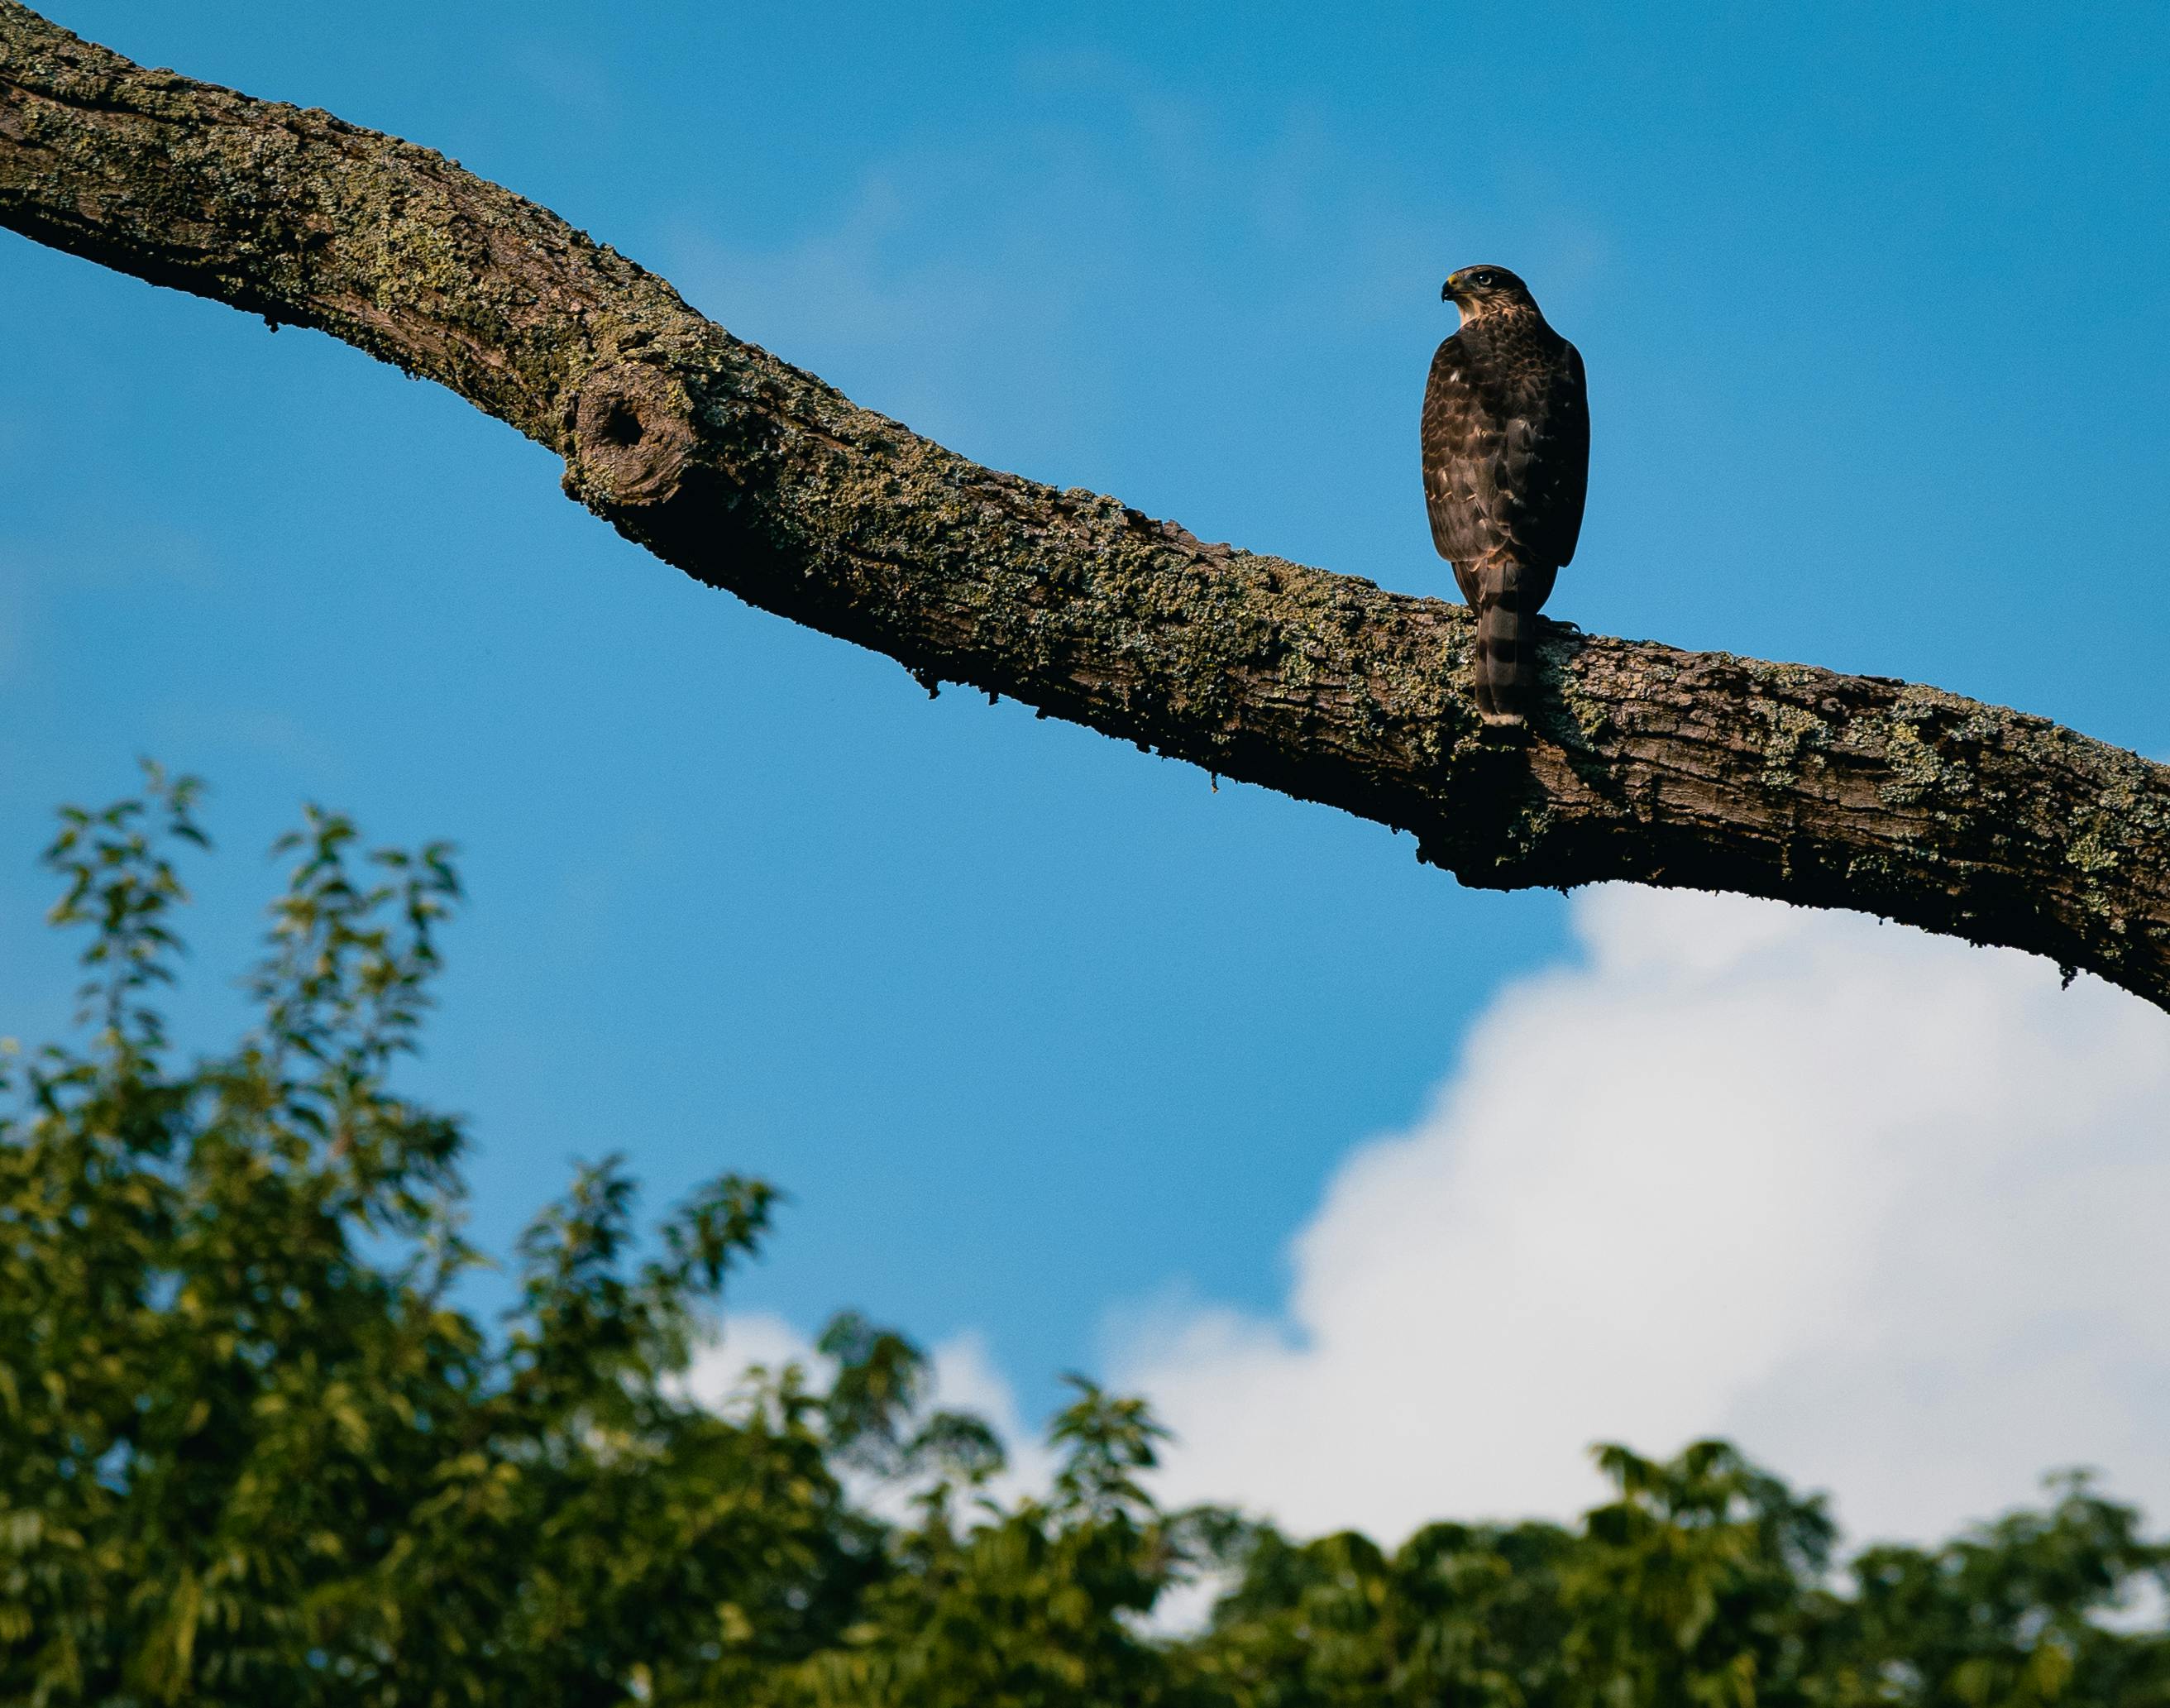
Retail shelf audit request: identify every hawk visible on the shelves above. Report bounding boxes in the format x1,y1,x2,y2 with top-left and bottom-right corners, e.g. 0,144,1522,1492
1421,265,1589,727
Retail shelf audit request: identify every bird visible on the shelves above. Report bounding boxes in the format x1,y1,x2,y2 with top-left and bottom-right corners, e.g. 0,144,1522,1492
1421,265,1589,728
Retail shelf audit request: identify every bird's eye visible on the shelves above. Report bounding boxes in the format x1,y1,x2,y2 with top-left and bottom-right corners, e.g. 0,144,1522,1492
1474,270,1498,287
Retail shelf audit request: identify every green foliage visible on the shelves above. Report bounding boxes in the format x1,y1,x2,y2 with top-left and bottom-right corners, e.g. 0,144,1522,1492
767,1377,1205,1708
4,771,2168,1706
1820,1476,2170,1706
1557,1440,1835,1706
0,771,867,1706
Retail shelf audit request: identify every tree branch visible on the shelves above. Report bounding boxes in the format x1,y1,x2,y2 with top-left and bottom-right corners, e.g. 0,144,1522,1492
7,3,2168,1008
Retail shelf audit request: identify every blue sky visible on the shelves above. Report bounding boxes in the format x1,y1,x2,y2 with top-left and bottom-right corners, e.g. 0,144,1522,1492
7,2,2170,1537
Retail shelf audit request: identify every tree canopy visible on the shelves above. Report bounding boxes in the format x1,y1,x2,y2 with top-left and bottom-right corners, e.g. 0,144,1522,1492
4,769,2167,1706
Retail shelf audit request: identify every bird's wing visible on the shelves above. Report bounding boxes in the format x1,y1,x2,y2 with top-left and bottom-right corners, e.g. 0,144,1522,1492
1422,338,1507,600
1545,340,1592,567
1504,337,1590,570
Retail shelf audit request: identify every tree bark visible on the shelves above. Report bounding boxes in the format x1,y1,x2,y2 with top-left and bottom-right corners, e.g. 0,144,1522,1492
6,3,2168,1009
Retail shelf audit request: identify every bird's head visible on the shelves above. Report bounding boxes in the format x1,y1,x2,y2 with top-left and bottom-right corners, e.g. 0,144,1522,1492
1442,265,1536,322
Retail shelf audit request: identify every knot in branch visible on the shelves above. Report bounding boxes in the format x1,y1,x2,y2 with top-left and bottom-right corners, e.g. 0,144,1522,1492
562,362,698,511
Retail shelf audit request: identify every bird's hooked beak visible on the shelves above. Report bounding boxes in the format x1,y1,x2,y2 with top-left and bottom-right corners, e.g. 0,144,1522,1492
1441,277,1459,303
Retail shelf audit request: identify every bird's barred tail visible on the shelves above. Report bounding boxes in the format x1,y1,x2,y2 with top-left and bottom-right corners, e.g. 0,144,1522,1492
1474,557,1539,725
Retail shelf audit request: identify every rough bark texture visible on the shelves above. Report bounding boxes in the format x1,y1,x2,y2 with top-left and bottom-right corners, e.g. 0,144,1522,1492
6,3,2169,1008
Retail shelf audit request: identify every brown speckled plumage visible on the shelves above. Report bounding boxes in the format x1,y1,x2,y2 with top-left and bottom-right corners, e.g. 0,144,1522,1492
1422,266,1589,725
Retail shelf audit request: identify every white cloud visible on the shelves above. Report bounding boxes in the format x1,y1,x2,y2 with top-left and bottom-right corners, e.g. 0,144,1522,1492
677,1309,821,1414
1107,885,2170,1549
